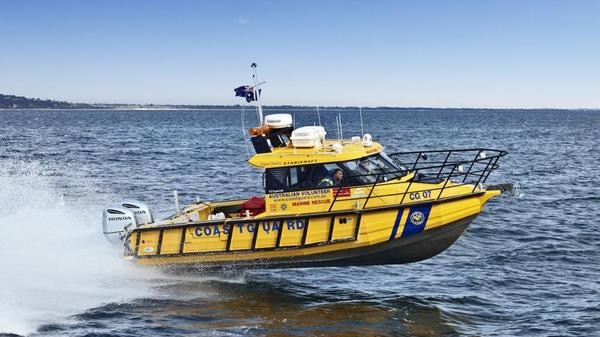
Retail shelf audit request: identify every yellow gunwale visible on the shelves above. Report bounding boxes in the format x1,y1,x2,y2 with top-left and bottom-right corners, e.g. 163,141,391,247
128,190,494,266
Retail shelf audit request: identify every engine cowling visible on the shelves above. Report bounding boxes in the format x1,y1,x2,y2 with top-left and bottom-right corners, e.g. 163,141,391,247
120,200,154,225
102,207,137,245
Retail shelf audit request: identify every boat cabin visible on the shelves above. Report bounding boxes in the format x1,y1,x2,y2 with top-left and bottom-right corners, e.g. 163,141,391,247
247,114,407,195
250,140,407,194
214,114,409,217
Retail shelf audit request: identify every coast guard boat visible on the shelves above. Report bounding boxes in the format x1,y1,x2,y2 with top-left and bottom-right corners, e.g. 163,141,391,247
102,64,517,269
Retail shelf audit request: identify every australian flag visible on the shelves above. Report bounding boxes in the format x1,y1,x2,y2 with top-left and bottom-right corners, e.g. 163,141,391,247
234,85,260,102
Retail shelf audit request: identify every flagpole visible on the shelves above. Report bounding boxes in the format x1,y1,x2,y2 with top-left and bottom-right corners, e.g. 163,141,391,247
251,63,264,125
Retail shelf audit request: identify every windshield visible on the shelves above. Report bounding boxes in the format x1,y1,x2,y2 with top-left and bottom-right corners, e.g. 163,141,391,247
340,153,407,184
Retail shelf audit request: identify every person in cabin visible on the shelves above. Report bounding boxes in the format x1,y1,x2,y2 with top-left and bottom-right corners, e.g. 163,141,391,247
318,168,344,187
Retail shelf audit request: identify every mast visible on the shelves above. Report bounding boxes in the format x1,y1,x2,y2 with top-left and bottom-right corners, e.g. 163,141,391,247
251,63,264,125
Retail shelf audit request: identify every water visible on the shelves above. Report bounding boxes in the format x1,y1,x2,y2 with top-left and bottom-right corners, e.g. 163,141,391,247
0,108,598,336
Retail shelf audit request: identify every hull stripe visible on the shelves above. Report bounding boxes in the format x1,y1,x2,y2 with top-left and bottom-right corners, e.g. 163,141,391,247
389,208,404,240
400,204,432,238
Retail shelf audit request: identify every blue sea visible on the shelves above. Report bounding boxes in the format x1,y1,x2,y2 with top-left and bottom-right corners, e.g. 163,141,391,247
0,108,598,337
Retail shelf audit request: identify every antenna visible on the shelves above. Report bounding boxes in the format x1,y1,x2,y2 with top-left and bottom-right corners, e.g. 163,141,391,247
359,107,364,136
336,113,343,141
251,63,264,125
240,106,250,157
339,113,343,140
316,106,322,126
335,114,339,140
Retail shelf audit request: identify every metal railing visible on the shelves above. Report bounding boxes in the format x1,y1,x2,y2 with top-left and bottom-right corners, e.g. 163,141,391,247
132,148,507,256
328,148,508,211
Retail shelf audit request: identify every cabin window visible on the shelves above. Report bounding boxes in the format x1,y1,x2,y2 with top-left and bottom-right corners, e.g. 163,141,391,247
264,153,407,193
266,164,343,193
265,167,289,193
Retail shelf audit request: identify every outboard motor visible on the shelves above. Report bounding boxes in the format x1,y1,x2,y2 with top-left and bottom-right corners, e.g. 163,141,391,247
102,207,137,245
120,200,154,225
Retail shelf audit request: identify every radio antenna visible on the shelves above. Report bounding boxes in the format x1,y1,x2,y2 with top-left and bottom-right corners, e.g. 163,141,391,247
335,113,343,141
359,107,364,136
335,114,339,140
240,106,250,157
339,113,343,140
317,106,322,126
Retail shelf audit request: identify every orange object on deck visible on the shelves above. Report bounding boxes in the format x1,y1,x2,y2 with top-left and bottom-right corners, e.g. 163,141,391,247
249,125,273,136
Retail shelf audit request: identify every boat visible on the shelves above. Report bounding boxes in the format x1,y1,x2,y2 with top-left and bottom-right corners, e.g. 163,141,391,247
102,64,518,270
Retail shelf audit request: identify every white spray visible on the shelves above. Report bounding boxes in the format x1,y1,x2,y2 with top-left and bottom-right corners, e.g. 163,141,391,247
0,160,158,335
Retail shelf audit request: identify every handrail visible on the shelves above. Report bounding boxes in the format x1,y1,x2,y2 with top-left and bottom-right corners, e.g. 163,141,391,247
326,148,508,212
362,173,381,209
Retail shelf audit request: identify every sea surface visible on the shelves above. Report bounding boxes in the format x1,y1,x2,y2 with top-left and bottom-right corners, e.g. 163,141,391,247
0,108,598,337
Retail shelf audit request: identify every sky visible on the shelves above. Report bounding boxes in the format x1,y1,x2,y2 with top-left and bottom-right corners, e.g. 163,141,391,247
1,0,599,108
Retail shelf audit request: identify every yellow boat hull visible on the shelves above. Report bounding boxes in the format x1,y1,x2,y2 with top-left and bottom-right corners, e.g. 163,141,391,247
126,190,499,269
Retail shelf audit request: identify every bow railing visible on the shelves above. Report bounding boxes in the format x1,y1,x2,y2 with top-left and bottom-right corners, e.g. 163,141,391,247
328,148,508,211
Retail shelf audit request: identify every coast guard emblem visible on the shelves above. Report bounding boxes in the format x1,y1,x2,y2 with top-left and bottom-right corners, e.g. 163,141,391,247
410,211,425,226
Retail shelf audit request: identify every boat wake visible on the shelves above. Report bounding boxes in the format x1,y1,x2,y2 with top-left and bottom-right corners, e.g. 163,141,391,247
0,159,160,336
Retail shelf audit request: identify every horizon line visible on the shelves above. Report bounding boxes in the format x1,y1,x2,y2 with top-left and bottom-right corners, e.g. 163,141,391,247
1,92,599,111
2,106,600,112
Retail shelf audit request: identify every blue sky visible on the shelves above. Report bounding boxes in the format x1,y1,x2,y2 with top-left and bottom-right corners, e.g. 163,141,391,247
1,0,599,108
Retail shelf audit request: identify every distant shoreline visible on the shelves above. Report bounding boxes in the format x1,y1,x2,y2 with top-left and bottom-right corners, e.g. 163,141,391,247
1,93,598,111
1,107,599,112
